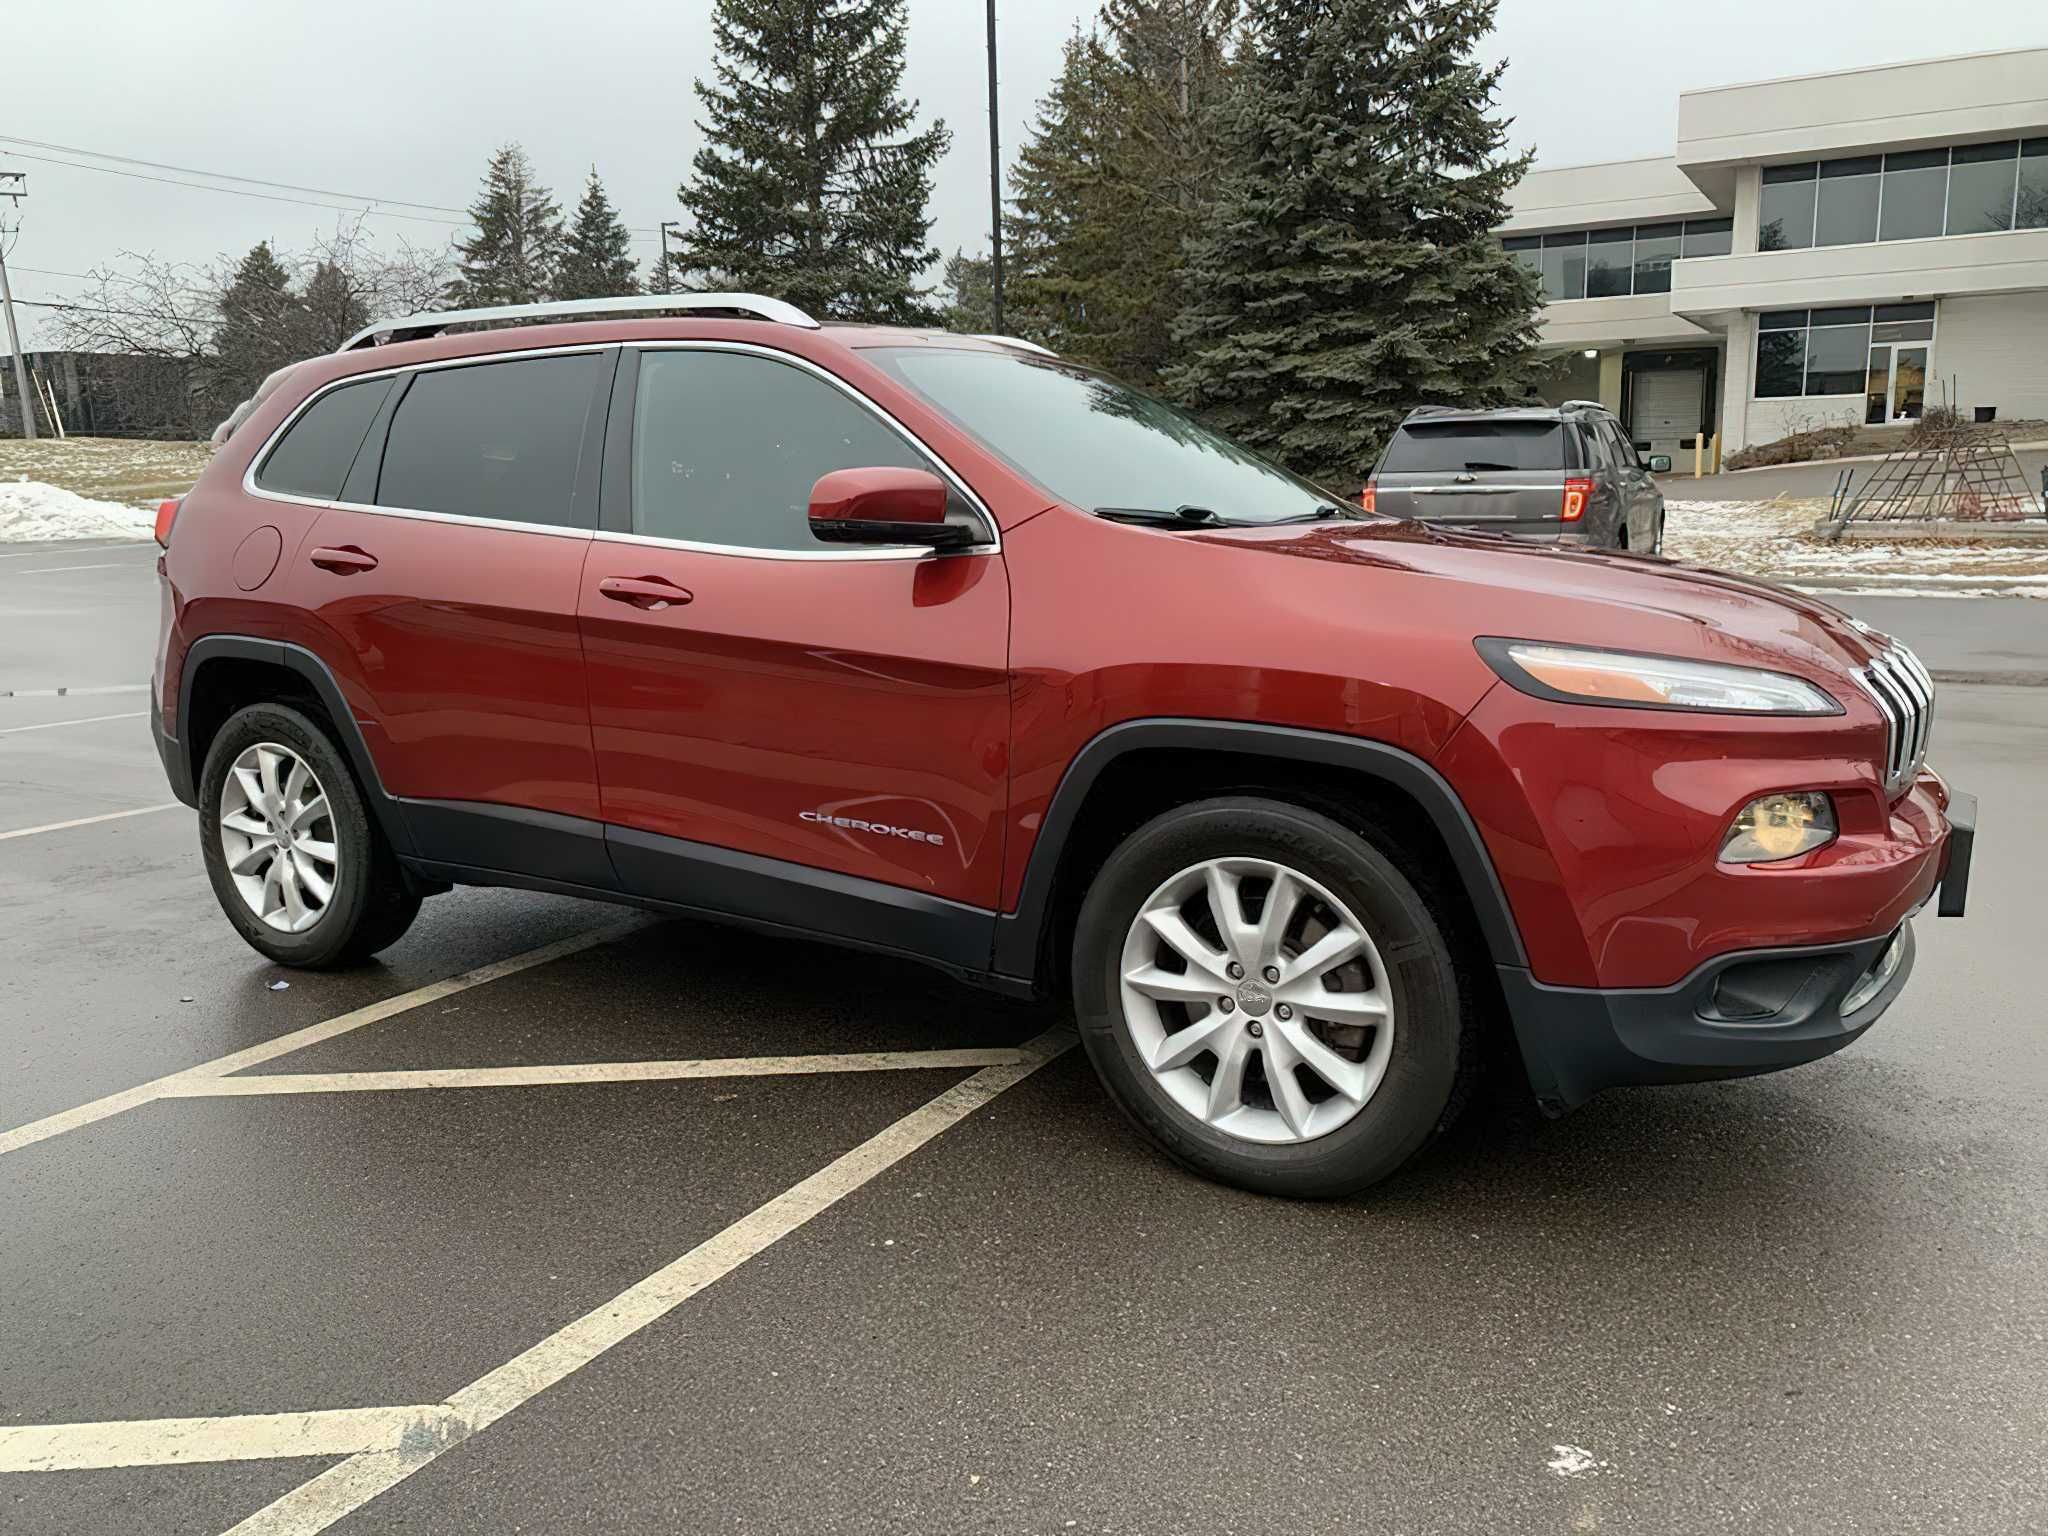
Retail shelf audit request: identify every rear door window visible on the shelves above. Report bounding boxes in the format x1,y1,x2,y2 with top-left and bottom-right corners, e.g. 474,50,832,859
1380,421,1566,474
376,353,604,528
255,377,394,500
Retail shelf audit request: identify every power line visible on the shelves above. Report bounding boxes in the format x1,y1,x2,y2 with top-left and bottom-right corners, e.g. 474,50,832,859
10,295,212,325
0,133,474,214
0,149,474,227
0,134,667,235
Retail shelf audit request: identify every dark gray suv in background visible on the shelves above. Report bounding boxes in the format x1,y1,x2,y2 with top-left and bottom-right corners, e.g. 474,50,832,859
1365,401,1668,552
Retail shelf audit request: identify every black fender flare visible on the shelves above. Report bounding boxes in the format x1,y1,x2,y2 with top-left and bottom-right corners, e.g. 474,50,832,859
991,718,1527,982
175,635,416,857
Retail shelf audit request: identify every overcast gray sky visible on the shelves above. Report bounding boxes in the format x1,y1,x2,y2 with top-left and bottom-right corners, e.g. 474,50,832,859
4,0,2044,345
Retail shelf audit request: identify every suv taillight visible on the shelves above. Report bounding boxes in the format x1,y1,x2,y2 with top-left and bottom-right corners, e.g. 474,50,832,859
1360,483,1376,515
1561,477,1592,523
154,498,181,548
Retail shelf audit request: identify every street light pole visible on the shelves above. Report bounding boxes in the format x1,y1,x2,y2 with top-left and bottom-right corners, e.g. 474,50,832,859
986,0,1005,332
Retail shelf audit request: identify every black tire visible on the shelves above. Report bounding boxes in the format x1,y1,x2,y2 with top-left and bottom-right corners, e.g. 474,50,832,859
1071,796,1469,1199
197,702,421,969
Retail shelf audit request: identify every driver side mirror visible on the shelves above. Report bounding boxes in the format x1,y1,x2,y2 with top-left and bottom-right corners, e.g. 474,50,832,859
1645,453,1673,474
809,467,972,550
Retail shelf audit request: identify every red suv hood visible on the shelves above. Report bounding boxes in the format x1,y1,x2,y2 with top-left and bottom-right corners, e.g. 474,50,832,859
1202,519,1888,682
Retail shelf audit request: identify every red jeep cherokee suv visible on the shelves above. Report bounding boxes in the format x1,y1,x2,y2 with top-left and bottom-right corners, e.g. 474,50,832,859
151,294,1974,1197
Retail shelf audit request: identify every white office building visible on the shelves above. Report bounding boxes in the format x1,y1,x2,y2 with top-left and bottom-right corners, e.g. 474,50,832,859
1501,48,2048,460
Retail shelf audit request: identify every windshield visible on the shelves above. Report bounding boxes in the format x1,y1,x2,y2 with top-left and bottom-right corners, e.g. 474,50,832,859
865,346,1355,524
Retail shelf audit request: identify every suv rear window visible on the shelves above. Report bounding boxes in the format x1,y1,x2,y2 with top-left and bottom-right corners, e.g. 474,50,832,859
255,377,393,500
1380,420,1565,474
375,353,603,528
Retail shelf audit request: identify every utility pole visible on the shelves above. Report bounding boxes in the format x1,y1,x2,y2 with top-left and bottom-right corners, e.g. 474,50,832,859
985,0,1005,332
658,221,682,296
0,171,34,441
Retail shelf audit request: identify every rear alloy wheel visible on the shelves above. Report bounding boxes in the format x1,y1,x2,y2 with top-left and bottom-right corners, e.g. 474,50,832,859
1073,797,1468,1198
218,742,340,934
199,702,421,968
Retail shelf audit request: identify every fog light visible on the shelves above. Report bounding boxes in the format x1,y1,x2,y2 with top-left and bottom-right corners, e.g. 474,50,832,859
1721,792,1836,864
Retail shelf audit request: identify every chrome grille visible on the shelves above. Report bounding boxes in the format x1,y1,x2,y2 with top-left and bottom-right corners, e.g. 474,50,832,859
1859,642,1934,794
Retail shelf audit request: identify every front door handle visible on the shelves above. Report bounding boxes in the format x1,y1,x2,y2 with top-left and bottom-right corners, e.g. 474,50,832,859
598,575,694,611
309,545,378,574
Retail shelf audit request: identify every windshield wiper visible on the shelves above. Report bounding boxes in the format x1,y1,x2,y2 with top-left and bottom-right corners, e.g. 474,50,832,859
1094,505,1226,527
1461,461,1519,472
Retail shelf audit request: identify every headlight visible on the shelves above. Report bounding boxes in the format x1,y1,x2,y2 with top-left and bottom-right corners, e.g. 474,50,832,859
1721,792,1836,864
1477,640,1840,715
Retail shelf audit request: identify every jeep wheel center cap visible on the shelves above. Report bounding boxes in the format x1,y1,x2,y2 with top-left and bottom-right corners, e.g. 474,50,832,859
1235,982,1272,1017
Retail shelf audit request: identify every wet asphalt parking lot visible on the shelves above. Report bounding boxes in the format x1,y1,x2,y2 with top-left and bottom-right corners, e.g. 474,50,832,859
3,541,2044,1534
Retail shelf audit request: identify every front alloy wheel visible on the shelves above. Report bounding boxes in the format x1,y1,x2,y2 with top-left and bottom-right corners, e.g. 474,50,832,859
1120,856,1395,1144
1071,797,1469,1199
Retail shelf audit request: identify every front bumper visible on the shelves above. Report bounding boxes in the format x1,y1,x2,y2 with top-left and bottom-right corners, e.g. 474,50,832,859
1504,786,1974,1114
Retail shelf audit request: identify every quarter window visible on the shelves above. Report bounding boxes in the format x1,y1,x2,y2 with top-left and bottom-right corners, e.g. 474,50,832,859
255,377,394,500
628,349,952,552
376,354,603,528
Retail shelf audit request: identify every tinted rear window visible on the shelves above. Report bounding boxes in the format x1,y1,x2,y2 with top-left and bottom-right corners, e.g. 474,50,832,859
376,354,603,528
1380,421,1565,474
255,377,393,500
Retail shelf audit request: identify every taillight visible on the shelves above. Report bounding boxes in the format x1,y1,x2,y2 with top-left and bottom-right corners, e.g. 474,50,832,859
154,498,181,548
1360,483,1377,515
1562,477,1592,523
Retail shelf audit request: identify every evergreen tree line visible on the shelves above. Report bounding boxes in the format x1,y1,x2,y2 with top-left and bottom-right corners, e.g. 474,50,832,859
955,0,1549,487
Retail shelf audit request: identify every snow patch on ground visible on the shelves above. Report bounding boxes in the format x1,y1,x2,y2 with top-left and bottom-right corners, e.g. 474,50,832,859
0,478,157,543
1662,498,2048,597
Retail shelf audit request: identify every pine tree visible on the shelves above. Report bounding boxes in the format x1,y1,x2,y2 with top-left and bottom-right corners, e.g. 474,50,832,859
212,242,304,413
556,169,640,299
296,259,372,353
1003,32,1140,368
939,250,996,333
1167,0,1545,491
675,0,950,323
447,144,563,308
1004,11,1236,387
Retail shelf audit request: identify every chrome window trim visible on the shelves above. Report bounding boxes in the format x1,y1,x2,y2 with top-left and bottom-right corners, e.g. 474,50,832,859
622,339,1000,559
244,338,1000,562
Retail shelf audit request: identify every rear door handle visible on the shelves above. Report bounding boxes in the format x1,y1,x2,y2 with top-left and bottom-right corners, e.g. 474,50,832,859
598,575,693,611
309,545,378,574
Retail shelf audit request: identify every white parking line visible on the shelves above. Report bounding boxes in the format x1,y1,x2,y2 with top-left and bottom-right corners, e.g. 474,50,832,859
0,544,152,560
0,710,148,735
0,923,639,1158
0,803,181,841
0,682,151,697
221,1027,1073,1533
9,562,150,574
0,1406,466,1473
163,1047,1033,1096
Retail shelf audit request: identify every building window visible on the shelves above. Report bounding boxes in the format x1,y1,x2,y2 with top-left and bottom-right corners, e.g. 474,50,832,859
1947,141,2019,235
1759,137,2048,251
1540,232,1587,301
2021,139,2048,229
1503,235,1542,286
1632,222,1680,293
1503,214,1734,302
1880,149,1948,241
1760,163,1818,250
1681,218,1733,258
1815,157,1881,247
1585,228,1633,297
1754,303,1935,399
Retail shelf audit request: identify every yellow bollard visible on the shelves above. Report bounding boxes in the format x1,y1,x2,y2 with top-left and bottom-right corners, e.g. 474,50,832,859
1694,435,1703,478
1712,432,1722,474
